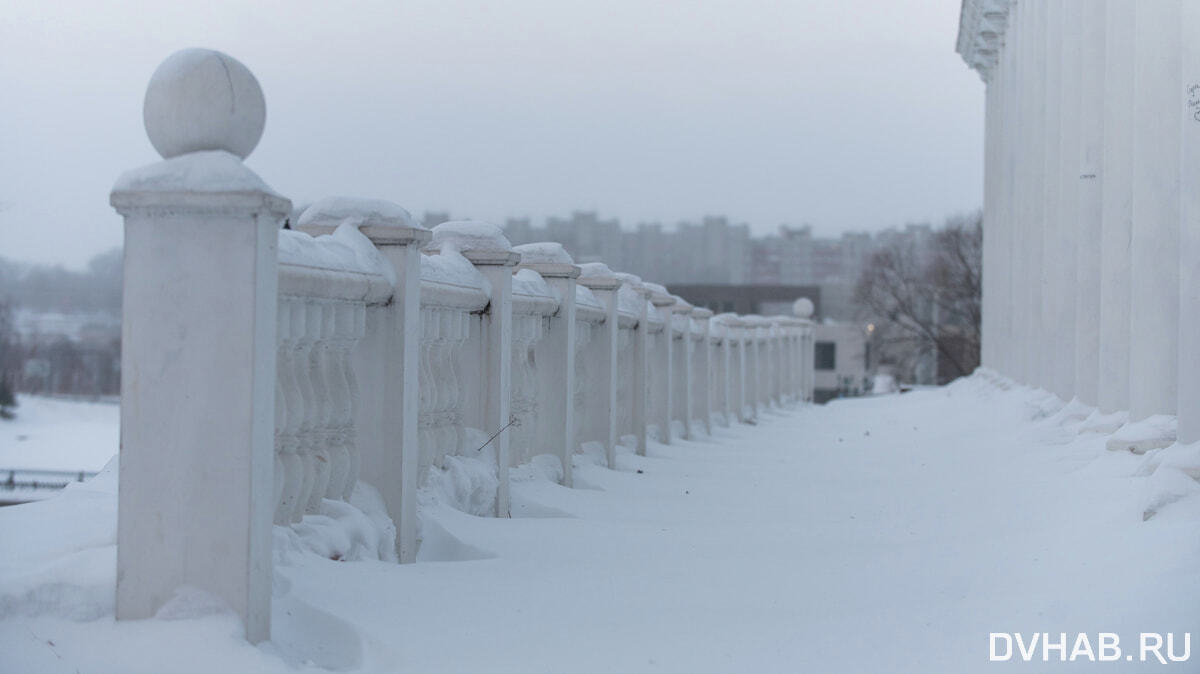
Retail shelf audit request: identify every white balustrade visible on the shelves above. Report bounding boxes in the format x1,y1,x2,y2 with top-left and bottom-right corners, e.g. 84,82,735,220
274,228,390,524
111,48,818,644
418,243,489,477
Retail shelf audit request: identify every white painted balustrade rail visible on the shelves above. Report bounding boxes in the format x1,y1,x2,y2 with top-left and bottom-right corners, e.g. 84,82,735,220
108,47,817,644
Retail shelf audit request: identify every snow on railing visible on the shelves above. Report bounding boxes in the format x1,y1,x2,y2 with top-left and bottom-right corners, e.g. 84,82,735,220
108,47,818,643
417,244,489,479
272,223,392,524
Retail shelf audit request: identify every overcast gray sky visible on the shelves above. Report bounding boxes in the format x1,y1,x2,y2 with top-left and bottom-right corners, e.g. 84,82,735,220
1,0,983,269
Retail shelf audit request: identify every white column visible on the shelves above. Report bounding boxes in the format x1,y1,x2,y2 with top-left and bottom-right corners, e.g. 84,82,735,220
428,223,520,516
650,291,675,443
1074,0,1105,408
1178,2,1200,443
694,309,713,435
672,300,694,439
999,5,1017,379
1099,0,1134,414
1129,0,1182,422
111,49,285,643
981,60,999,372
299,199,430,564
1019,1,1044,388
515,244,579,487
1040,0,1062,396
1010,0,1029,385
1055,0,1081,401
632,284,653,455
736,323,749,421
578,264,622,466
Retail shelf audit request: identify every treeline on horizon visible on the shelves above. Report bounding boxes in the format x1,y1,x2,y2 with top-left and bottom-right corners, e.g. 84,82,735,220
0,248,122,315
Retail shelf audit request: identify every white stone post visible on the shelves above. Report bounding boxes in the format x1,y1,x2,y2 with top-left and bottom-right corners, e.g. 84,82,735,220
578,264,622,467
670,297,694,440
693,308,713,435
515,243,579,486
1179,1,1200,444
713,314,736,425
427,223,519,516
770,324,783,406
110,49,286,643
648,288,675,443
1074,0,1105,408
736,322,750,421
1129,0,1181,424
297,198,430,563
747,322,761,418
1098,0,1134,415
632,284,653,455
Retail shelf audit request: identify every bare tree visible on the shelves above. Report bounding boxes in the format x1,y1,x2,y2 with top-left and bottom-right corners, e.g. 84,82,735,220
854,212,982,384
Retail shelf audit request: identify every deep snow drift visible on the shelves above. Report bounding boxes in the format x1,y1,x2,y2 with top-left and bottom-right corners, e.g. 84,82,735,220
2,374,1199,672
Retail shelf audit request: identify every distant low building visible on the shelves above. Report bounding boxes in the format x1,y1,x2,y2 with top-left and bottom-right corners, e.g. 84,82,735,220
812,322,869,404
668,285,821,318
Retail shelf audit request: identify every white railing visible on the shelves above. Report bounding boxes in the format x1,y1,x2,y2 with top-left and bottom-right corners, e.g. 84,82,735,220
108,47,818,643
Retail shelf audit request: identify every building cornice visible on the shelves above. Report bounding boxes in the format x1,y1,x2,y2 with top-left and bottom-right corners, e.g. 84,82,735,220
956,0,1012,82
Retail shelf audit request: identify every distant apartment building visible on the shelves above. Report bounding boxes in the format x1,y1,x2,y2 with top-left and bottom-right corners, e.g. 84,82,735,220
417,209,937,324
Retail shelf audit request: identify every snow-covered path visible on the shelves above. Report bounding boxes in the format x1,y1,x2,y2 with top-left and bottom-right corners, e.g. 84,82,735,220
3,376,1199,672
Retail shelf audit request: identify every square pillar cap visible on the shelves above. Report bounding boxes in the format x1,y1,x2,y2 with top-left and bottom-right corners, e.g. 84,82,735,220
643,282,675,306
514,242,580,278
669,295,694,314
426,221,520,266
614,271,651,297
110,150,291,219
295,196,431,246
578,262,623,291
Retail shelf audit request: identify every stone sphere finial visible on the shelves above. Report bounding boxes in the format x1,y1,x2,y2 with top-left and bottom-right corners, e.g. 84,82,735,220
143,49,266,160
793,297,814,319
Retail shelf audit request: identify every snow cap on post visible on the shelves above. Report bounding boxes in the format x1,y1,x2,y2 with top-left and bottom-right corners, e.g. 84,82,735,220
143,49,266,160
643,282,675,307
578,262,622,291
427,221,520,266
793,297,815,319
514,242,580,279
669,294,694,314
296,196,430,246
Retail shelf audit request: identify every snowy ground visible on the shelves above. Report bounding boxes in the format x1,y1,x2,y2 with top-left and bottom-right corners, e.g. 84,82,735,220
2,374,1199,672
0,395,118,472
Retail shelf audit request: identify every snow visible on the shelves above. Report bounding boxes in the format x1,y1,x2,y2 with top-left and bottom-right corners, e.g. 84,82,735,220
296,196,419,230
112,150,278,195
578,262,616,280
512,242,574,265
3,374,1200,672
0,396,117,472
574,284,603,311
279,223,397,286
1107,414,1178,454
511,268,552,299
429,221,512,254
617,283,644,316
419,247,489,295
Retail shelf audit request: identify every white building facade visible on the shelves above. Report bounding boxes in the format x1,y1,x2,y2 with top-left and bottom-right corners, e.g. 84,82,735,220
957,0,1200,448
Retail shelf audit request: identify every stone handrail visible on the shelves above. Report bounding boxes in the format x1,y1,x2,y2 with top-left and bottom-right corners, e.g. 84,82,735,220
108,47,818,643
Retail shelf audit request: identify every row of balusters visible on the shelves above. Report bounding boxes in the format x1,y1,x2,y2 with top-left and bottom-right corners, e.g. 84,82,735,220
418,306,471,475
273,296,366,525
272,293,790,526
